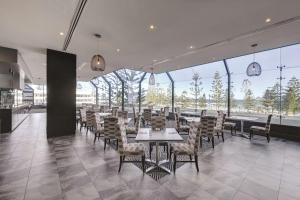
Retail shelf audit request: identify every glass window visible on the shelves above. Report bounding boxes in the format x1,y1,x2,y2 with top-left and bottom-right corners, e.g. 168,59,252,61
104,73,122,108
227,44,300,126
141,73,172,111
76,81,96,106
169,61,227,115
115,69,145,111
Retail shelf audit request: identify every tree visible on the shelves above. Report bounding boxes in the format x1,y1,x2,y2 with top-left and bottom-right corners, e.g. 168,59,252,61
262,89,274,113
270,82,281,112
179,91,189,108
190,72,202,112
224,82,237,109
199,94,207,108
210,71,224,110
244,89,255,111
283,77,300,115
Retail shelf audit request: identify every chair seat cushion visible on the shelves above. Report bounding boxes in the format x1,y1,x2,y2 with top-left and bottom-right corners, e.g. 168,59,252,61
179,125,190,132
171,143,194,155
126,127,137,134
250,126,266,132
95,127,104,133
224,122,236,127
123,143,145,155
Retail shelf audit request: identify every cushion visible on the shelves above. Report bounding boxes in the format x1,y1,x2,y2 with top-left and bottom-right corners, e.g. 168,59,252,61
126,127,137,135
250,126,266,132
123,143,145,156
224,122,236,127
171,143,194,155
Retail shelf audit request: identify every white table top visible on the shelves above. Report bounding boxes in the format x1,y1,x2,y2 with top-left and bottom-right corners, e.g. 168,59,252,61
228,116,258,121
96,112,112,117
183,117,201,123
135,128,183,142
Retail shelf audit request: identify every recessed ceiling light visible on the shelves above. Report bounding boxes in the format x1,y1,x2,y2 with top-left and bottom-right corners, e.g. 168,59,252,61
189,45,194,49
149,25,156,30
59,32,64,36
153,59,157,62
265,18,271,23
116,49,120,52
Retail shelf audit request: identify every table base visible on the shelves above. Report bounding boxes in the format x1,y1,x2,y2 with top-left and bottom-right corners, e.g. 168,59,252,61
145,159,171,173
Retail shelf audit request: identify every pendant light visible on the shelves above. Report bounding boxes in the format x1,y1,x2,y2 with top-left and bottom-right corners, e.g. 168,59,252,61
149,67,155,85
247,43,262,77
91,34,105,71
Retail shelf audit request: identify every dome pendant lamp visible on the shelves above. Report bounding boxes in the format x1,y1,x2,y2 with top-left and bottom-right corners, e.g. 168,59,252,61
149,67,155,85
91,34,105,71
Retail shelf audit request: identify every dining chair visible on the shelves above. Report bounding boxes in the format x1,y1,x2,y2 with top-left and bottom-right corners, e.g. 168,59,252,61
103,117,119,150
126,114,141,137
174,112,190,135
86,110,95,134
250,114,272,142
170,121,200,173
92,113,104,143
116,122,146,173
112,107,118,117
149,116,169,159
200,109,207,117
223,121,237,135
143,108,152,126
79,108,87,131
200,116,217,148
214,111,226,142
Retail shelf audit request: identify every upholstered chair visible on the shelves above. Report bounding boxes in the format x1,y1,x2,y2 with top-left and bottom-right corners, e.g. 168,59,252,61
250,114,272,142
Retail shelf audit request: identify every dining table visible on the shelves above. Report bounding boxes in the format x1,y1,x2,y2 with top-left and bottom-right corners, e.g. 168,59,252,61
135,128,183,173
227,115,258,138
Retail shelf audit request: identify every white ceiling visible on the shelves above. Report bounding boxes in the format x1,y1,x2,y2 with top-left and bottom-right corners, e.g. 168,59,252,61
1,0,300,84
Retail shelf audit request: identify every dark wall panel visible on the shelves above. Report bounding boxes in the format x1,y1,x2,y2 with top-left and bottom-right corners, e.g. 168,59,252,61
47,49,76,138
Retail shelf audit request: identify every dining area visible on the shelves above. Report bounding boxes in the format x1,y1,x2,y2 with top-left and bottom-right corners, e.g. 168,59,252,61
76,105,274,179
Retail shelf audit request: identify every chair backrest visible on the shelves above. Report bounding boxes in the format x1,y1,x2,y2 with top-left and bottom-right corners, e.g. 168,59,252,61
143,109,152,122
265,114,272,132
100,106,105,113
164,107,170,117
187,122,201,153
200,116,216,136
117,111,128,119
80,108,87,122
135,114,141,131
200,109,207,117
151,115,166,130
112,107,118,117
115,122,127,155
174,112,180,130
215,111,226,130
104,117,118,139
86,110,95,127
92,113,101,130
175,107,181,116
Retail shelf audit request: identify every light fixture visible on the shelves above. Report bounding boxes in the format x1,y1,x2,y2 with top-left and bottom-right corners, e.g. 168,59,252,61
149,68,155,85
265,18,271,23
247,44,262,77
116,48,120,52
149,25,156,30
91,34,105,71
153,59,157,62
189,45,194,49
59,32,64,36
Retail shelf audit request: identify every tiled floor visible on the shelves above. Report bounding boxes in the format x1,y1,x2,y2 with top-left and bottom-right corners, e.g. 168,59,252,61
1,113,300,200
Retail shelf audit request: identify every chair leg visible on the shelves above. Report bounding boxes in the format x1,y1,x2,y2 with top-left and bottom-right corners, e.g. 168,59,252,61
200,137,202,148
189,155,192,161
230,127,233,135
104,138,107,150
166,145,169,160
221,131,224,142
149,144,152,160
86,127,88,134
266,133,270,143
142,155,145,173
194,155,199,172
94,133,97,143
173,155,177,173
212,137,214,148
217,132,219,139
118,156,123,173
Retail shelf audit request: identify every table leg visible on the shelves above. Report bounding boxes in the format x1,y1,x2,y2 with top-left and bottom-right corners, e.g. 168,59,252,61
241,120,244,134
234,119,250,139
